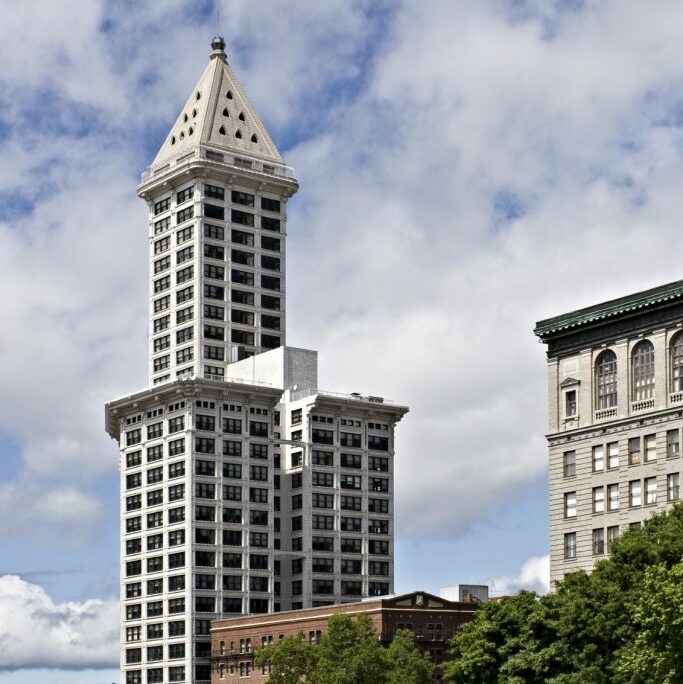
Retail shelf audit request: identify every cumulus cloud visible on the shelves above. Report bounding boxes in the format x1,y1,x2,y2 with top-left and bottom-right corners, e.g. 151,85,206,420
490,555,550,596
1,0,683,617
0,575,118,670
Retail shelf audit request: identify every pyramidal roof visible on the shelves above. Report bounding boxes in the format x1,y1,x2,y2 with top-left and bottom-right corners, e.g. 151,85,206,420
152,37,283,167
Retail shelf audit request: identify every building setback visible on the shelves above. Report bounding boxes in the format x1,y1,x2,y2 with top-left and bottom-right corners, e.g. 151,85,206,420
106,38,408,684
209,591,481,682
534,279,683,584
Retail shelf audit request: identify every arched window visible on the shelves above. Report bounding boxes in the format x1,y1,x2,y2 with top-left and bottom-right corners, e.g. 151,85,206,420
595,350,617,409
632,340,655,401
671,333,683,393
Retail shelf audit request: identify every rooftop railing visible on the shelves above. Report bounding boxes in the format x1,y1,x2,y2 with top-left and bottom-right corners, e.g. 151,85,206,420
141,145,296,183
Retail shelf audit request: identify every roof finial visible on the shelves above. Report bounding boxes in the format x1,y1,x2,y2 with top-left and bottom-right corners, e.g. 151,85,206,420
211,36,227,62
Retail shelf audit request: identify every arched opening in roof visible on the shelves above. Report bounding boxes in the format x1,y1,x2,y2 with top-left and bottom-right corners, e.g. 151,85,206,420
188,127,194,136
180,131,185,139
235,130,242,139
238,112,245,122
192,109,197,118
226,90,233,99
219,126,226,135
196,91,201,100
250,134,258,143
223,107,229,117
183,113,188,122
171,136,176,145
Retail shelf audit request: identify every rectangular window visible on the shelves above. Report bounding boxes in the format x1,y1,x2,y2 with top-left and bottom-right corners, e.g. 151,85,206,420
204,284,225,300
204,184,225,200
176,186,193,204
176,206,194,224
312,471,334,487
204,203,224,220
629,480,642,507
223,485,242,502
176,245,193,264
592,445,604,472
564,532,576,559
250,487,268,504
261,197,281,212
261,235,281,251
565,389,577,417
607,483,619,511
153,315,169,333
262,294,280,310
668,430,680,458
262,274,280,291
232,190,254,207
563,452,576,478
231,209,254,226
668,473,680,501
564,491,576,518
176,225,193,243
154,197,170,215
607,525,620,550
261,216,280,232
312,493,334,509
368,435,389,451
154,236,170,254
628,437,641,465
644,434,657,462
592,528,605,556
608,442,619,469
176,285,193,304
153,298,170,318
175,306,194,324
592,486,604,513
644,476,657,505
231,228,254,246
341,516,362,532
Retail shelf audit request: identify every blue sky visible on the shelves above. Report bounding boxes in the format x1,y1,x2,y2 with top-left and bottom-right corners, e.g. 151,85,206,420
4,0,683,679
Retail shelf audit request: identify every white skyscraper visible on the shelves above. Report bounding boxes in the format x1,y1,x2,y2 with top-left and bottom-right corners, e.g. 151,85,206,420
106,38,408,684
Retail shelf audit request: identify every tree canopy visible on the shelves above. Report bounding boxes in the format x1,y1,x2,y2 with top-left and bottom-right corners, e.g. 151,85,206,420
255,612,433,684
444,503,683,684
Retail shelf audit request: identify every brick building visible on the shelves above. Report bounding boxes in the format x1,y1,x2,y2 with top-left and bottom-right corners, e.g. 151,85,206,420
210,590,481,682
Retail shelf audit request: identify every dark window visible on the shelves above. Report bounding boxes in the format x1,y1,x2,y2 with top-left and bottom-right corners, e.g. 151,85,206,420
204,184,225,200
261,197,281,212
231,229,254,246
261,216,281,232
204,204,224,220
231,209,254,226
261,235,281,251
232,190,254,207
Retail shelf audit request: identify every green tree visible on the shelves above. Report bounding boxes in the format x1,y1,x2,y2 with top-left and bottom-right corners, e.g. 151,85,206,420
616,562,683,684
383,628,438,684
443,504,683,684
255,632,316,684
255,612,433,683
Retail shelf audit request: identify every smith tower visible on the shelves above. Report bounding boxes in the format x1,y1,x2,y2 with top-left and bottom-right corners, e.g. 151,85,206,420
107,39,408,684
142,36,297,385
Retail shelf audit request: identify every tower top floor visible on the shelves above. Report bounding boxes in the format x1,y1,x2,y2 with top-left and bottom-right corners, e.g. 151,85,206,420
138,37,298,200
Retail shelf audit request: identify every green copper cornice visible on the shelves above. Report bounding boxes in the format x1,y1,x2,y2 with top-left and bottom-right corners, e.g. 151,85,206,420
534,279,683,340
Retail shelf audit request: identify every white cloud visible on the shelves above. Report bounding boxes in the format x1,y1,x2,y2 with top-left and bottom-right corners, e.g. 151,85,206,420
490,555,550,596
0,575,118,670
1,0,683,641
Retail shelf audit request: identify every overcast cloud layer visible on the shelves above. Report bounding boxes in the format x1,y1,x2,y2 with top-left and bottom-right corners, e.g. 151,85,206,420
2,0,683,673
